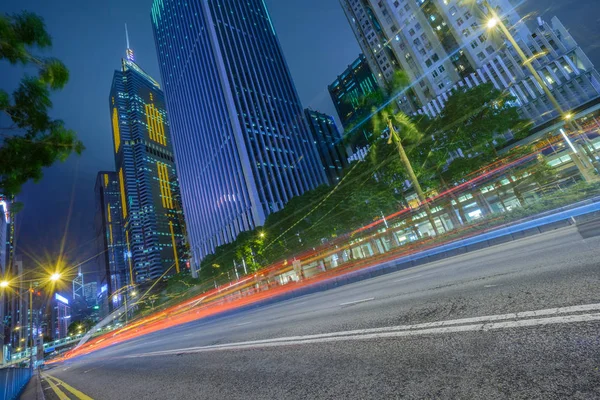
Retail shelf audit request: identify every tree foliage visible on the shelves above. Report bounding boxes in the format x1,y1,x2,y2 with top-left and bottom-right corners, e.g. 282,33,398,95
0,11,84,197
196,79,532,281
198,160,401,281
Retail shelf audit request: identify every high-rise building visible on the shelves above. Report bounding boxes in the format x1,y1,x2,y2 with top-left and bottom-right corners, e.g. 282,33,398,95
304,110,348,184
83,282,98,307
416,17,600,128
72,267,85,300
0,198,8,344
340,0,527,110
329,54,380,128
50,293,70,340
341,1,600,128
94,172,128,299
0,198,8,276
108,41,186,283
151,0,327,268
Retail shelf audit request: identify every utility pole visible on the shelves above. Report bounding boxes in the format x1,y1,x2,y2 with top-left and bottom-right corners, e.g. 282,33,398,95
388,120,440,235
124,292,128,325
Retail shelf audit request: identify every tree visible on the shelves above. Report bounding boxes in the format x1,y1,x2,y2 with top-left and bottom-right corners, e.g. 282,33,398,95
412,84,529,222
67,319,93,336
364,70,440,235
0,11,84,197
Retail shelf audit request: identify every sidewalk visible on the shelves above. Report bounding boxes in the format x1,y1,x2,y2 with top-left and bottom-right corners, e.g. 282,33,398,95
19,369,44,400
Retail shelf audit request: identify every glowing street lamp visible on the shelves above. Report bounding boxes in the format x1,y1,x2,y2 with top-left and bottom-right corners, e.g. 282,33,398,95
0,280,9,289
486,17,499,29
50,272,62,282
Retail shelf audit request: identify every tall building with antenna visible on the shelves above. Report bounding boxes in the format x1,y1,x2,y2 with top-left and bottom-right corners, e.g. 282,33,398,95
108,27,187,284
150,0,327,270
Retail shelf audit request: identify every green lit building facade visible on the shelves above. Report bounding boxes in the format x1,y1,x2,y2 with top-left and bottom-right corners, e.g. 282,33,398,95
328,54,380,128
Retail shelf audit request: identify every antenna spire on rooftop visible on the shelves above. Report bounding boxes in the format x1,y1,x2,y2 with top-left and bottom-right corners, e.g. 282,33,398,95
125,23,135,62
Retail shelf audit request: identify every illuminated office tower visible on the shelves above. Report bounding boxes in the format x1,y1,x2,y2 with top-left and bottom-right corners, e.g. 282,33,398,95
304,109,348,184
94,172,128,302
329,54,380,128
151,0,327,269
108,38,186,284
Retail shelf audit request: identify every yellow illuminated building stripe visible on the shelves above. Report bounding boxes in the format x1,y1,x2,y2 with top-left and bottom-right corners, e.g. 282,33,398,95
164,165,173,209
119,168,127,219
107,203,111,223
112,107,121,153
156,162,173,209
157,110,166,145
156,162,166,208
145,104,154,142
146,103,166,146
169,221,180,274
104,174,109,187
109,225,113,245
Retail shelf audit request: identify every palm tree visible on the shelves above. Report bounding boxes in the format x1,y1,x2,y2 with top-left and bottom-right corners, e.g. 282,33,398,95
370,103,440,236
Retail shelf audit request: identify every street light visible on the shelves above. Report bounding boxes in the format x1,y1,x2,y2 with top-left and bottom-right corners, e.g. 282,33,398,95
486,17,499,29
0,280,9,288
50,273,61,282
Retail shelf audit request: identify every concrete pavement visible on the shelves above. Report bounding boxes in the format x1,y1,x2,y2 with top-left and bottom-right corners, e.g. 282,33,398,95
34,226,600,399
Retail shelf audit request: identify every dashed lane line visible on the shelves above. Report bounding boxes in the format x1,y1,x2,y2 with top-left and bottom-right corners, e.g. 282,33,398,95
123,303,600,358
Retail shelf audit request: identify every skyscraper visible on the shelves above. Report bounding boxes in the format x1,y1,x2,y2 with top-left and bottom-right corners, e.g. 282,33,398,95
340,0,527,109
109,41,186,284
329,54,380,128
304,109,348,184
341,1,600,127
94,172,127,301
151,0,327,269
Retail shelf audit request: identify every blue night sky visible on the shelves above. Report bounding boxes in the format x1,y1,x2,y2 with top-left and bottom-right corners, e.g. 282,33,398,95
1,0,599,276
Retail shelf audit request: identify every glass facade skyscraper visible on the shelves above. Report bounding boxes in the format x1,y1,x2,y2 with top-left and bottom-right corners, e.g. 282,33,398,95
329,54,380,128
94,172,128,306
109,55,186,284
304,110,348,185
151,0,326,269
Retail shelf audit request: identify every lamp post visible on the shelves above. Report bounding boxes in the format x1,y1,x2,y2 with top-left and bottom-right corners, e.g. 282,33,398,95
480,1,598,181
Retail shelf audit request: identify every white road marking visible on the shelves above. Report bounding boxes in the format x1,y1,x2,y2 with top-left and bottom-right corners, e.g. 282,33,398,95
339,297,375,306
484,285,498,288
143,340,163,346
124,303,600,358
126,313,600,358
393,274,423,283
235,322,252,327
183,333,195,337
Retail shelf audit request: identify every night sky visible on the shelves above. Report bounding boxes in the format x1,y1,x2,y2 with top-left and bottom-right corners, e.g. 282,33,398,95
1,0,599,279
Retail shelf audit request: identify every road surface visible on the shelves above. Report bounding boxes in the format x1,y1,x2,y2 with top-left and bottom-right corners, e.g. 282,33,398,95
37,226,600,399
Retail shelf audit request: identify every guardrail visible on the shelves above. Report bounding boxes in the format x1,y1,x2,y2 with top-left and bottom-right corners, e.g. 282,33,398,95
8,334,86,363
0,366,32,400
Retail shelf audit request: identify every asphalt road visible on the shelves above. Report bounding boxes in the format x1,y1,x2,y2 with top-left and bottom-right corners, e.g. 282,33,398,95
36,226,600,400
